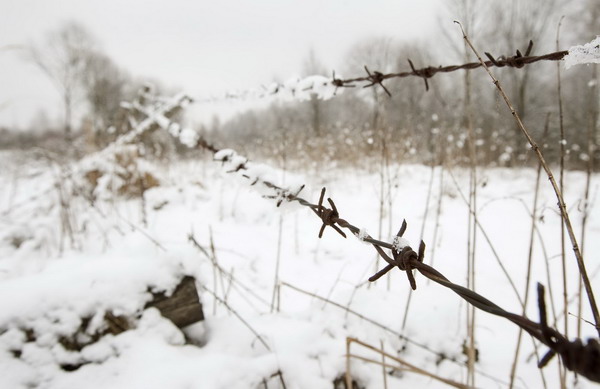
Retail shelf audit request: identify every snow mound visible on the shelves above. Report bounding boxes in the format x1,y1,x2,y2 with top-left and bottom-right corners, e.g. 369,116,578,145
0,254,198,387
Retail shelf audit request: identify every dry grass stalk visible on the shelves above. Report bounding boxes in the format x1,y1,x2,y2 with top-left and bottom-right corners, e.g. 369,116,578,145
380,340,388,389
578,60,598,339
555,17,569,388
447,170,522,303
429,166,445,269
460,31,480,385
346,337,469,389
189,233,270,310
280,282,509,386
271,211,284,313
400,164,436,330
200,285,271,352
345,337,353,389
508,113,551,389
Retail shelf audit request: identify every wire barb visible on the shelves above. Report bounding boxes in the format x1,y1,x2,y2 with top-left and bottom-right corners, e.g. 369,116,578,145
368,220,425,290
316,187,346,239
407,59,435,91
363,65,392,97
331,70,355,96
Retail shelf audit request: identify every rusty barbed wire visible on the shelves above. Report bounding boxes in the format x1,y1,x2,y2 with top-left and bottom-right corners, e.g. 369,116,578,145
200,42,567,101
194,137,600,383
343,44,567,95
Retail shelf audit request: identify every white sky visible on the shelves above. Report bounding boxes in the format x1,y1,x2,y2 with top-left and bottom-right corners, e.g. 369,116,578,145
0,0,443,130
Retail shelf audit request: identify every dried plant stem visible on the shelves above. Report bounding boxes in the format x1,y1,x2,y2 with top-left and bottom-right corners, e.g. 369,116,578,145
271,136,287,312
346,337,352,389
189,233,271,309
579,60,598,340
429,166,445,270
509,114,551,389
374,127,387,290
282,282,448,360
447,170,522,303
271,212,284,313
464,47,478,387
138,171,147,227
281,282,509,386
200,285,271,352
380,340,388,389
208,227,227,315
555,20,569,389
455,20,600,337
224,267,235,304
400,164,435,330
347,337,469,389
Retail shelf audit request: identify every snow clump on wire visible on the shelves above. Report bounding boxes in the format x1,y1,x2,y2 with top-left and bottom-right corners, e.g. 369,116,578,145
354,228,370,244
564,36,600,69
392,236,411,253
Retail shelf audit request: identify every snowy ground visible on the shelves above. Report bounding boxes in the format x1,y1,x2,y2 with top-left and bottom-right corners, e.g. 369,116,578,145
0,149,598,389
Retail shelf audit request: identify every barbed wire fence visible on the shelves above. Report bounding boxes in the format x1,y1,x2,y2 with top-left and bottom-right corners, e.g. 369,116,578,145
78,34,600,384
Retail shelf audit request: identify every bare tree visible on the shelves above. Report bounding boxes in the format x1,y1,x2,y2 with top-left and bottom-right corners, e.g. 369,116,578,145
82,51,131,137
302,48,328,137
30,21,97,139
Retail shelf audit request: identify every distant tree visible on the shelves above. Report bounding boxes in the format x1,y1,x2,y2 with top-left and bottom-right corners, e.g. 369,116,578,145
302,48,328,136
30,21,98,139
82,51,130,135
344,36,395,130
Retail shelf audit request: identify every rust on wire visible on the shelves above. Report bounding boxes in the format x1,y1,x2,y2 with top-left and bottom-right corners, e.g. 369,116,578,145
407,59,434,91
485,40,535,69
332,41,567,93
331,70,355,96
316,188,346,238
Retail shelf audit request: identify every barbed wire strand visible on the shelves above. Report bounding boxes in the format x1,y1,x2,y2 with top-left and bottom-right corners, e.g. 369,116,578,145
201,44,567,101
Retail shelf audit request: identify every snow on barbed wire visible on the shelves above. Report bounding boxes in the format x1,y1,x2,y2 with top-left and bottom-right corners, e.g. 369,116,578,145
564,36,600,69
392,235,411,253
108,92,193,150
178,128,199,148
200,74,343,104
213,148,305,208
353,228,370,244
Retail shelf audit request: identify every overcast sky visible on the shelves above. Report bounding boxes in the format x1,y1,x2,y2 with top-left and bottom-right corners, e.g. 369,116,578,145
0,0,445,130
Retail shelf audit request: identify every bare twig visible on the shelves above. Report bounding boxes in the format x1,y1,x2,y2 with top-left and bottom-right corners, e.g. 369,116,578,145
509,113,551,389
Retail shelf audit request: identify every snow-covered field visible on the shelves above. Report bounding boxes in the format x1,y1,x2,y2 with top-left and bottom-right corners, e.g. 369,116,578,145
0,149,598,388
